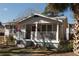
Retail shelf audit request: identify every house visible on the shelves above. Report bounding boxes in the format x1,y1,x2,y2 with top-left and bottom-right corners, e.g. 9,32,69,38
4,21,16,37
0,23,6,45
8,13,68,48
4,13,68,48
68,24,74,40
0,23,4,36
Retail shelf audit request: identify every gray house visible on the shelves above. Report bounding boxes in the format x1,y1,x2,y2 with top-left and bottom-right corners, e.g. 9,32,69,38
9,13,68,48
4,13,68,49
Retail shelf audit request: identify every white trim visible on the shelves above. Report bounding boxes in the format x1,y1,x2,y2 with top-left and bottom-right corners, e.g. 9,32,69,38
35,22,38,41
56,22,59,41
52,24,53,32
66,24,69,40
24,24,26,38
46,24,47,34
18,13,66,23
25,39,59,43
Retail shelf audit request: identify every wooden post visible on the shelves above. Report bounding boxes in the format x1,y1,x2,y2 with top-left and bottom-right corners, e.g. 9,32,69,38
56,22,59,42
35,22,38,45
66,24,69,40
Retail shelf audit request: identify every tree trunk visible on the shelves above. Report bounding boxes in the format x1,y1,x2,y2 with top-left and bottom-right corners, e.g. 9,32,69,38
71,4,79,55
73,21,79,55
73,15,79,55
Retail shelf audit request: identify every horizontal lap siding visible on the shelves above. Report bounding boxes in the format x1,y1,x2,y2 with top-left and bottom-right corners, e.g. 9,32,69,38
18,16,57,25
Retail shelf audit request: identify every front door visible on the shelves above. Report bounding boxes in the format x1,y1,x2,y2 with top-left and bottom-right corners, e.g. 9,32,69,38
26,25,31,39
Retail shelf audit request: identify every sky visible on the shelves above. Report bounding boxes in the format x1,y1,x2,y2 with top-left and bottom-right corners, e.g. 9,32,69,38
0,3,74,24
0,3,47,23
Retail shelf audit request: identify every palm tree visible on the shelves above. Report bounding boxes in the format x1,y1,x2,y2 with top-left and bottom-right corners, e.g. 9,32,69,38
44,3,79,55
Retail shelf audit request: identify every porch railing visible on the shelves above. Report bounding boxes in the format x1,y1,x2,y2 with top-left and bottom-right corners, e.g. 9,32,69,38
31,31,56,42
30,31,56,46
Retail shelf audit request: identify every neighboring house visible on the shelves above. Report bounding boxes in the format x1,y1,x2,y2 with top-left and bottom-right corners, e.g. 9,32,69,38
0,23,6,45
8,13,68,48
69,24,74,34
68,24,74,40
0,24,4,36
4,21,16,37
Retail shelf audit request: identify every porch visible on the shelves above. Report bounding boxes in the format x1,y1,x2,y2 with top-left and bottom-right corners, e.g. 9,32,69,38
19,22,61,44
13,20,63,48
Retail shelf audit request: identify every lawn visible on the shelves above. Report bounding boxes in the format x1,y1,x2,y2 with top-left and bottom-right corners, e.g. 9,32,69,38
0,36,76,56
0,46,77,56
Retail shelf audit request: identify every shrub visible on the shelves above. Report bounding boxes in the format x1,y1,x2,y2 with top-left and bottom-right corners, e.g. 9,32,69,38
7,35,16,45
58,40,73,52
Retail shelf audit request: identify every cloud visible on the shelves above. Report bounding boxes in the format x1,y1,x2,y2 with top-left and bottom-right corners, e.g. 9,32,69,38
3,8,8,11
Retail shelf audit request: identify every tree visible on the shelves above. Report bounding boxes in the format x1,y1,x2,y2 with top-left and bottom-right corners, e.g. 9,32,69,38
0,22,2,26
0,22,4,28
44,3,79,55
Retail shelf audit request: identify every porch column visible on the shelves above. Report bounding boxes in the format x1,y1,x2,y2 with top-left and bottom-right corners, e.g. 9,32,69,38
56,22,59,42
35,22,38,41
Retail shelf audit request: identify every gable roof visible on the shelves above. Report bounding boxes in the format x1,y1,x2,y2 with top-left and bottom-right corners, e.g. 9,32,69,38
4,13,68,28
4,21,16,26
17,13,67,23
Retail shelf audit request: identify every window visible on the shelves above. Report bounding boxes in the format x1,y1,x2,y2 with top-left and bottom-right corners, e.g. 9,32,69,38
42,24,46,31
5,25,10,29
32,25,35,31
47,25,52,31
0,32,4,36
38,24,41,31
53,24,57,31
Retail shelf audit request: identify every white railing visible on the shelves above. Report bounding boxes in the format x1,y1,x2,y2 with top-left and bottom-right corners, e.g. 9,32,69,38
13,31,57,47
31,31,56,46
31,31,56,41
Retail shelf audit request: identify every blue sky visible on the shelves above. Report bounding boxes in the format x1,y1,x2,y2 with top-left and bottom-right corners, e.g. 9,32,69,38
0,3,74,24
0,3,46,23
